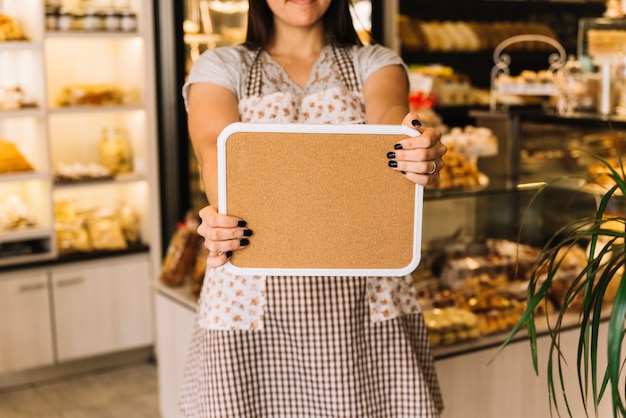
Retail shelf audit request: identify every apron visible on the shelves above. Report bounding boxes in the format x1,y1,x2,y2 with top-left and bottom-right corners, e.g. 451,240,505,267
179,44,444,418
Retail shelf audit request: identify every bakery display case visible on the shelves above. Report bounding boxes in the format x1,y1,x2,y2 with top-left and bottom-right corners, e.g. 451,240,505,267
0,0,160,385
0,0,160,268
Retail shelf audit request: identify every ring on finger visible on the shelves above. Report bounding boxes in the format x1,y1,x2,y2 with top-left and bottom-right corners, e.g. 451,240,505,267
427,160,437,175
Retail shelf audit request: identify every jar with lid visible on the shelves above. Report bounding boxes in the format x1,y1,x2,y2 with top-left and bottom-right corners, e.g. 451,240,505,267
99,127,133,174
45,6,60,31
120,9,137,32
104,9,122,31
58,8,74,31
73,10,86,31
84,8,103,31
556,55,585,116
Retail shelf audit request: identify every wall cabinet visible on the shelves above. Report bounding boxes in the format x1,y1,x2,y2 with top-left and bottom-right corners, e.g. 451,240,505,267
0,269,54,374
0,254,152,377
52,256,153,362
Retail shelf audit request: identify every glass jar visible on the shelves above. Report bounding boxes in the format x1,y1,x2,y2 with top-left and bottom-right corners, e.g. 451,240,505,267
45,6,60,31
73,10,85,31
99,127,133,174
555,55,585,116
120,9,137,32
84,8,102,31
58,8,74,31
104,9,122,31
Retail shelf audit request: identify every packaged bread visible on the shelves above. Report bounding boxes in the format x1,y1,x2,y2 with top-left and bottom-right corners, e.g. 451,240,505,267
398,15,424,51
118,204,141,244
85,210,128,251
0,194,37,231
56,222,92,254
160,215,201,287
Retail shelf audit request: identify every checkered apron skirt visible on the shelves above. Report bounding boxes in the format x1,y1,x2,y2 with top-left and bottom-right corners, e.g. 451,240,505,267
179,276,443,417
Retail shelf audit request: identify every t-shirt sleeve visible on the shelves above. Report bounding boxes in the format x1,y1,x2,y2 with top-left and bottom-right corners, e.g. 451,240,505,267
353,44,409,86
181,47,242,111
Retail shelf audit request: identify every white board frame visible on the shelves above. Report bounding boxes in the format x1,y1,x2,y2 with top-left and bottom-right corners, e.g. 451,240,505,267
217,122,423,277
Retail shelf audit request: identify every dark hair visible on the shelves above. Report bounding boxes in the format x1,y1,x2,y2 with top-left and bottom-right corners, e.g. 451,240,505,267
245,0,363,49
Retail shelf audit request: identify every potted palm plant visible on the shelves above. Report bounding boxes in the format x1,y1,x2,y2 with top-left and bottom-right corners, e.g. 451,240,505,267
499,152,626,417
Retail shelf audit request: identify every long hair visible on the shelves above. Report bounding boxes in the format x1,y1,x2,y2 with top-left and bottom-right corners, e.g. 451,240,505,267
244,0,363,49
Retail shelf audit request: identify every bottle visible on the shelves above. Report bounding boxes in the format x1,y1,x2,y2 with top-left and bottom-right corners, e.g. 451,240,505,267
556,55,584,116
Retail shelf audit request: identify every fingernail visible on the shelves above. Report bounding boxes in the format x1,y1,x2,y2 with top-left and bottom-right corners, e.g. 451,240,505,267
386,151,396,159
394,143,403,150
401,171,406,175
412,119,422,127
240,238,250,246
238,220,247,227
243,229,253,237
388,161,398,168
226,251,233,258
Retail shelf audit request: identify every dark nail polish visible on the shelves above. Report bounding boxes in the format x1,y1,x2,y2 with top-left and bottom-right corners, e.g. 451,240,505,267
394,143,403,150
386,151,396,159
412,119,422,127
401,171,406,175
388,161,398,168
226,251,233,258
238,220,247,227
243,229,253,237
240,238,250,246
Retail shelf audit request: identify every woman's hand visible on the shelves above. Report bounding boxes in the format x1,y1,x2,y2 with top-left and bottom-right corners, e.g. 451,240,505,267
386,113,447,186
197,205,253,268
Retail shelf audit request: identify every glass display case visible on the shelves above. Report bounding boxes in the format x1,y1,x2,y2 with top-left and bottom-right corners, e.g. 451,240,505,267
578,17,626,115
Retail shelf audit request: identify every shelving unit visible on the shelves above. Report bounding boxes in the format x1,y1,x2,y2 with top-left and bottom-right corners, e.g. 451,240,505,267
0,0,160,383
0,1,49,265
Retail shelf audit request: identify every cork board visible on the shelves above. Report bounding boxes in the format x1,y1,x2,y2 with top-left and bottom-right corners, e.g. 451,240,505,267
217,122,423,276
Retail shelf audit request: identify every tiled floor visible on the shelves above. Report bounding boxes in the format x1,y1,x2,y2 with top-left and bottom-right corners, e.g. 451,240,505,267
0,361,160,418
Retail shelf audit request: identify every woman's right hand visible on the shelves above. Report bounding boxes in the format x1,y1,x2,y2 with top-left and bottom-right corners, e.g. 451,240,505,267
197,205,253,268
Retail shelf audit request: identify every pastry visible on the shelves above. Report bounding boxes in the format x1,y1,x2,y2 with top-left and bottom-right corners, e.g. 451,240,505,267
0,140,34,173
0,14,27,41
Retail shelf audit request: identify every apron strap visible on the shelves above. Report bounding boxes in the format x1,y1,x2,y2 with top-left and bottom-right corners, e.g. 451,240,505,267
332,45,360,93
245,46,360,97
245,48,264,98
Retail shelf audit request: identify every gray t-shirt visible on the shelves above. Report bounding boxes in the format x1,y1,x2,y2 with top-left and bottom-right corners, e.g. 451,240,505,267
182,44,407,111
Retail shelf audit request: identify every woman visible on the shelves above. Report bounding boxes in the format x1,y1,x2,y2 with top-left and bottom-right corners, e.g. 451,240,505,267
180,0,447,416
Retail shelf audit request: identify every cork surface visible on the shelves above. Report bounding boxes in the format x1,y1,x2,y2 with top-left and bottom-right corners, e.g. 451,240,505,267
223,129,419,272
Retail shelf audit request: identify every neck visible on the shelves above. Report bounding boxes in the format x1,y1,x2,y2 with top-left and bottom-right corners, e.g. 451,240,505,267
265,22,328,58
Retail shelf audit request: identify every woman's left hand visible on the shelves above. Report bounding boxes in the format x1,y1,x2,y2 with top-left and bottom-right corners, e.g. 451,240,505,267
387,113,447,186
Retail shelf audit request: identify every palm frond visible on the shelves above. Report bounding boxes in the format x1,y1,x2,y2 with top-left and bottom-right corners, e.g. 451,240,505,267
498,152,626,417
